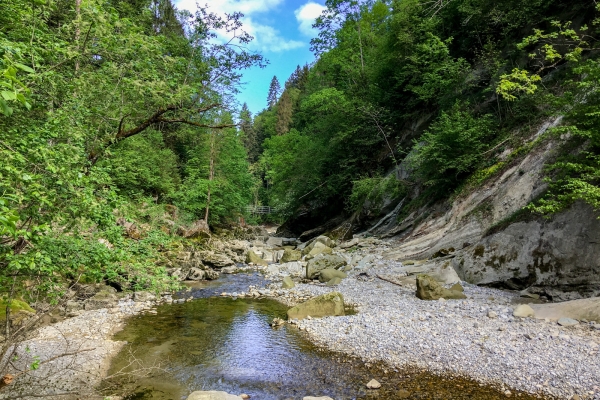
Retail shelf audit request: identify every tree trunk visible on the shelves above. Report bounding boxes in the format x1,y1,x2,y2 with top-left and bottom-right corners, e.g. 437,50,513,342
204,129,216,222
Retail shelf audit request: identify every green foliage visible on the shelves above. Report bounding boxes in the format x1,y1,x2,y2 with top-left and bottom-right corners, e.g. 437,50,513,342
347,175,406,214
408,106,496,192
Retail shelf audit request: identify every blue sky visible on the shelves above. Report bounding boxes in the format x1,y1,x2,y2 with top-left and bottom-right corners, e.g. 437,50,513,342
175,0,327,116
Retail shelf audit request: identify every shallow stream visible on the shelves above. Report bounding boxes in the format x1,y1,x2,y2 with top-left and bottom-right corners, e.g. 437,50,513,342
107,274,540,400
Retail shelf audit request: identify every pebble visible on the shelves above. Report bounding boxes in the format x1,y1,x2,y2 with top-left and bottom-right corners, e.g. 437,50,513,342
488,311,498,319
366,379,381,389
558,317,579,327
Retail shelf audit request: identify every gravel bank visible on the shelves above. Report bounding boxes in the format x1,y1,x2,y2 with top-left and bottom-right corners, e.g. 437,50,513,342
0,298,157,400
268,271,600,400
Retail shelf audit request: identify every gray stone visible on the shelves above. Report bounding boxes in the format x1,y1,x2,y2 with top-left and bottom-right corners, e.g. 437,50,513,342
188,267,206,280
221,266,237,274
133,291,156,302
266,236,284,247
488,310,498,319
557,317,579,327
531,297,600,322
187,391,242,400
303,397,334,400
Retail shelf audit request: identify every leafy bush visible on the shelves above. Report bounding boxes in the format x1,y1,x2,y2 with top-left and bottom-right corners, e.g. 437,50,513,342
348,175,406,214
408,106,496,193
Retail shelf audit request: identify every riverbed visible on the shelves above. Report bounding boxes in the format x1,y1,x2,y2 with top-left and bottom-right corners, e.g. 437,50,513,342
104,274,542,400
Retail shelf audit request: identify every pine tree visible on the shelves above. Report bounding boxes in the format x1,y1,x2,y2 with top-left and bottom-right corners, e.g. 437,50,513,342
276,90,293,135
267,76,282,109
239,103,258,161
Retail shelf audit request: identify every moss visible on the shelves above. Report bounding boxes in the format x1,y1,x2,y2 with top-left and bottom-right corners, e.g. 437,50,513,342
0,299,35,320
473,245,485,257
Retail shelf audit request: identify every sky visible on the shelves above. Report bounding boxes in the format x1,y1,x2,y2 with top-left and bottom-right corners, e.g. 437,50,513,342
174,0,327,116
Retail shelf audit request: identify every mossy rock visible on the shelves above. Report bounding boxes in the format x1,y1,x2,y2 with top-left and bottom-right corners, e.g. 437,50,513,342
282,276,295,289
246,250,268,266
416,274,466,300
287,292,345,320
318,268,347,283
0,300,35,321
306,254,347,279
280,249,302,263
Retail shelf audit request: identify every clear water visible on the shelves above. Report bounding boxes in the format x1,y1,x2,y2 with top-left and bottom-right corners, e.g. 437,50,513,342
105,274,540,400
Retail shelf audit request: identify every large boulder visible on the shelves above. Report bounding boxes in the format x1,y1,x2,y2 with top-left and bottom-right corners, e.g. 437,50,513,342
199,251,235,268
287,292,345,320
266,237,284,247
281,248,302,263
187,391,243,400
188,267,206,280
84,289,118,310
415,274,466,300
246,250,268,266
531,297,600,321
280,261,305,277
302,236,336,256
178,219,211,239
318,268,347,283
306,254,347,279
306,242,333,259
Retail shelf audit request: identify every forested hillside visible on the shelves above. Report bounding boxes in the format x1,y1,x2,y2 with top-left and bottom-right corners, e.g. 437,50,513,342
248,0,599,236
0,0,262,307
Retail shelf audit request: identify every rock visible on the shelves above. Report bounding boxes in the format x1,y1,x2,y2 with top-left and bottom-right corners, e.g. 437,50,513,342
280,261,305,277
520,290,540,299
84,291,118,310
169,268,189,281
340,237,360,249
178,219,211,239
488,310,498,319
266,236,285,247
318,268,347,283
397,389,411,399
205,269,220,280
221,266,237,274
557,317,579,327
530,297,600,322
287,292,345,320
280,248,302,263
133,291,156,302
240,395,250,400
326,277,343,286
273,250,285,263
450,283,464,292
415,274,466,300
366,379,381,389
306,254,347,279
302,236,336,256
200,251,235,268
246,250,268,266
306,242,333,258
187,391,243,400
513,304,535,318
271,317,285,327
65,300,83,313
188,268,206,281
282,276,295,289
303,397,334,400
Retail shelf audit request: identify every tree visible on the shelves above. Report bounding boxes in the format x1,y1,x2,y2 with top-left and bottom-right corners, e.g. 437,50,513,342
267,76,282,109
276,90,294,135
239,103,258,161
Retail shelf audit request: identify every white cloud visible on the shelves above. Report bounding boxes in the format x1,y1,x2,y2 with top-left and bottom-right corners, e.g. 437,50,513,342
175,0,304,53
295,2,326,37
